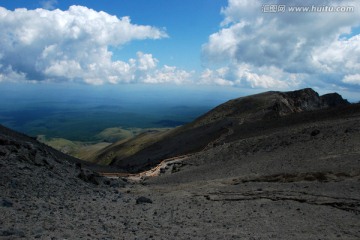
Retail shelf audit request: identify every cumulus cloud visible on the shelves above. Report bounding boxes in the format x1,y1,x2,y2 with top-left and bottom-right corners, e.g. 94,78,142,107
200,68,234,87
103,52,193,85
343,74,360,85
0,65,27,83
0,6,192,85
199,63,298,88
137,52,158,71
202,0,360,89
313,34,360,74
142,65,193,84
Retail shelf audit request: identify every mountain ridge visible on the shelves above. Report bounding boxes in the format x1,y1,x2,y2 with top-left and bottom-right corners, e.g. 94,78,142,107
88,88,350,173
191,88,349,128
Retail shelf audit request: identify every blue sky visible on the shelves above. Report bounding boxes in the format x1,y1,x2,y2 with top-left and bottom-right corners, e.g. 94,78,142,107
0,0,359,101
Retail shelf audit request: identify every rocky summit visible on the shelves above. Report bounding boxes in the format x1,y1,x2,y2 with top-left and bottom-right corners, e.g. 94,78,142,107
1,88,359,239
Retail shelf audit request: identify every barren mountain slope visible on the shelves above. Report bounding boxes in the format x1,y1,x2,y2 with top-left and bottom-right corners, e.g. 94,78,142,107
150,104,360,184
95,88,350,173
142,103,360,239
0,91,359,239
0,124,129,239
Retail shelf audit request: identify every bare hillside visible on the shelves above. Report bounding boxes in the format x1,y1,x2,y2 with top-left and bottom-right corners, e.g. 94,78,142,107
1,89,359,239
94,88,350,173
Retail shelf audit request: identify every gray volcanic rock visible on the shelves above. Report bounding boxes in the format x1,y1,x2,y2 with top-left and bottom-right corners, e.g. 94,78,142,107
1,199,13,208
0,125,129,239
145,103,360,239
280,88,324,111
136,196,153,204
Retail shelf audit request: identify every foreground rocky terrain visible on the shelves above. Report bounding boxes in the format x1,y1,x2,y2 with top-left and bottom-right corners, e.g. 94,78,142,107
1,89,359,239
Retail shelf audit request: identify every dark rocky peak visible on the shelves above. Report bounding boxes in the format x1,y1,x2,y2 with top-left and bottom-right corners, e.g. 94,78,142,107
275,88,349,116
280,88,323,111
320,93,350,107
192,88,350,127
283,88,349,109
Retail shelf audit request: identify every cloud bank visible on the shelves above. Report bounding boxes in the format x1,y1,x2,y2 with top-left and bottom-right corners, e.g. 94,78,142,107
0,6,191,85
1,1,359,91
202,0,360,90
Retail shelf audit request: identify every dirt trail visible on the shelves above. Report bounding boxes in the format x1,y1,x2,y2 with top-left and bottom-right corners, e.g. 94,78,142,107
99,154,191,180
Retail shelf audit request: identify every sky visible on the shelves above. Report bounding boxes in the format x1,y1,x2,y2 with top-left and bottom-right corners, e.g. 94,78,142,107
0,0,359,101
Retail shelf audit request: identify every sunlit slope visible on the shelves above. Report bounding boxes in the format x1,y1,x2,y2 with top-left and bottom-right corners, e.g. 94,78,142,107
86,129,176,165
39,127,172,163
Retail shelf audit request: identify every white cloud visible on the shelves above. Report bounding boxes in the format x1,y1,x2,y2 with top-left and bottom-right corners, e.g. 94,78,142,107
312,35,360,74
0,65,27,83
0,6,183,85
235,65,290,89
202,0,360,89
142,65,193,84
200,64,297,88
137,52,158,71
199,68,233,86
343,74,360,85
